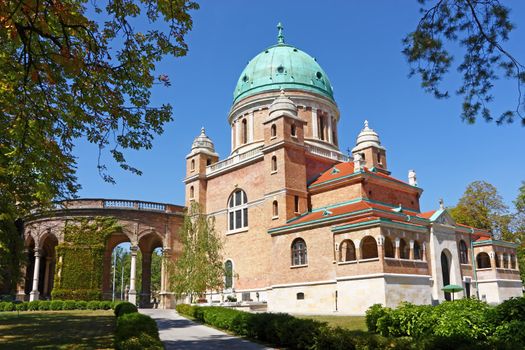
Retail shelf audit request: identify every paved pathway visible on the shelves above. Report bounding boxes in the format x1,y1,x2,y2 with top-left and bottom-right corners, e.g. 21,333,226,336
140,309,273,350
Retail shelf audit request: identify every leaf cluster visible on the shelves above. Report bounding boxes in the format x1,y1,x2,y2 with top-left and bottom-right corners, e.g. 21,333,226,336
404,0,525,125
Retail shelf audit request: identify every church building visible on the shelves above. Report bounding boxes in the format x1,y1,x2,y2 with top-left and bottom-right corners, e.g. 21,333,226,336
184,24,522,314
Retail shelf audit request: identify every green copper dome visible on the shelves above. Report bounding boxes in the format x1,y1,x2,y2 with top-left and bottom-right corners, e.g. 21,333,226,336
233,24,334,104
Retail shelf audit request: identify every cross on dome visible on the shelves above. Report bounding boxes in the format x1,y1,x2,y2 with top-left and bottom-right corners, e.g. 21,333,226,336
277,22,285,44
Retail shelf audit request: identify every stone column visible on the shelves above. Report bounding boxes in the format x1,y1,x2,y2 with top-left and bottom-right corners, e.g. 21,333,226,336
235,119,241,147
43,257,52,297
489,252,496,270
248,112,254,142
231,124,235,151
394,238,400,259
141,252,152,307
29,249,42,301
422,242,427,261
311,108,318,139
128,246,138,305
160,248,172,309
327,115,333,143
409,240,414,260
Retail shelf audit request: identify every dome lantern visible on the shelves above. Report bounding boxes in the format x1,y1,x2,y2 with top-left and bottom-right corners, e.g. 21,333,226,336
188,127,218,157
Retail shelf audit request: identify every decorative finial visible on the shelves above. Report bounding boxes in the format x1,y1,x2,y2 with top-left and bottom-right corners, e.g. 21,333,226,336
200,127,205,135
280,89,285,96
439,198,444,210
277,22,284,44
364,120,369,129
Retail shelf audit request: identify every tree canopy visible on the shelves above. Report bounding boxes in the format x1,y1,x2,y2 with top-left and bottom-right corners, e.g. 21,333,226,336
0,0,198,215
405,0,525,125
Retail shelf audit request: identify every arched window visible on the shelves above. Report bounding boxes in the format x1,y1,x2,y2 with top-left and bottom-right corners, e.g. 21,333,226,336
318,115,325,141
399,239,409,259
291,238,307,266
339,240,356,262
189,186,194,199
228,189,248,231
190,159,195,171
476,252,491,269
511,255,516,269
206,158,211,166
459,240,468,264
503,254,509,269
413,241,422,260
384,237,394,258
291,124,297,137
271,156,277,172
241,119,247,144
361,236,378,259
294,195,299,213
272,200,278,217
271,124,277,138
495,252,501,268
224,260,233,289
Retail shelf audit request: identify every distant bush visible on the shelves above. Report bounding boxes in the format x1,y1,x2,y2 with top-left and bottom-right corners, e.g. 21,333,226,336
2,302,16,311
51,288,101,301
38,301,51,311
16,302,28,311
63,300,77,310
27,300,41,311
75,300,88,310
50,300,64,310
87,300,101,310
100,301,113,310
114,302,138,317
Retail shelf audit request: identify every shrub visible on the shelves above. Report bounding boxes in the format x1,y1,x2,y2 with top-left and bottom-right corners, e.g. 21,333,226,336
114,302,138,317
491,320,525,349
313,326,356,350
100,301,113,310
76,300,88,310
366,303,388,333
2,302,16,311
115,313,160,345
490,296,525,324
50,300,64,310
63,300,77,310
16,302,28,311
27,300,41,311
175,303,197,317
87,300,101,310
116,332,163,350
38,301,51,310
51,288,101,301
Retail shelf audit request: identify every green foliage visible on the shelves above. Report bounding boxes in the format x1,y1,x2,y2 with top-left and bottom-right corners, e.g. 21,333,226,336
63,300,77,310
50,300,64,310
403,0,525,125
27,300,41,311
0,0,198,219
491,320,525,349
314,327,357,350
490,297,525,324
2,302,16,311
365,303,389,333
171,202,224,300
87,300,101,310
116,333,164,350
52,217,121,300
115,313,161,349
449,181,509,233
38,301,51,311
114,302,138,317
75,300,87,310
0,211,25,294
100,301,113,310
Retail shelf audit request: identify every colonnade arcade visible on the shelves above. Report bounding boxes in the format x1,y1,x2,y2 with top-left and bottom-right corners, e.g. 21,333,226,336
18,199,185,309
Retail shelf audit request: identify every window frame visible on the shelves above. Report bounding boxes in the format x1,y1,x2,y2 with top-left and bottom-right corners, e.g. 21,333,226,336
291,238,308,266
228,189,249,233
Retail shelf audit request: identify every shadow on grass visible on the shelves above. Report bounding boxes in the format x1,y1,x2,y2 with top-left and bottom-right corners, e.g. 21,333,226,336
0,310,114,349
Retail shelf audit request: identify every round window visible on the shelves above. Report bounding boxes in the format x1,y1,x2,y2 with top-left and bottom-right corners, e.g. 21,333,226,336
277,66,284,74
242,75,249,83
316,72,323,79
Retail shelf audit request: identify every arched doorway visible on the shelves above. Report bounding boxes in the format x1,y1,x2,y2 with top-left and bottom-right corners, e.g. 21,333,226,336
441,250,451,301
138,231,164,308
23,234,58,300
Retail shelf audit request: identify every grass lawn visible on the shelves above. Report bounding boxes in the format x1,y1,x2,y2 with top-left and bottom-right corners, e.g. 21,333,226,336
0,310,115,349
296,315,367,331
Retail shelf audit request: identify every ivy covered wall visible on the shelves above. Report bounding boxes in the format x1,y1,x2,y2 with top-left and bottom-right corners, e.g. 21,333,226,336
52,217,121,300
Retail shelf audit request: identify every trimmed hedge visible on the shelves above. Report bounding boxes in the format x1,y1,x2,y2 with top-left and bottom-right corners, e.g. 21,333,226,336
0,300,119,312
366,297,525,349
114,302,138,317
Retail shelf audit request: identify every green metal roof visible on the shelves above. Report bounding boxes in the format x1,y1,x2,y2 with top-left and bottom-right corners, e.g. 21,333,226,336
233,24,334,104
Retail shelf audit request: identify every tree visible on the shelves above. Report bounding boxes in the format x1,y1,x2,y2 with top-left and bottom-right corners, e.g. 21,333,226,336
449,180,509,237
404,0,525,125
0,0,199,216
512,181,525,283
0,0,197,295
170,202,224,302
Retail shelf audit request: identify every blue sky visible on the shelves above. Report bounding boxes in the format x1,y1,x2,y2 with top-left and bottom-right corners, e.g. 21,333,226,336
74,1,525,212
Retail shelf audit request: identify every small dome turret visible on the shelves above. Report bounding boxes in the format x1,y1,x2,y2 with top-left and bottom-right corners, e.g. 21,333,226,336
352,120,385,153
268,90,298,120
188,127,218,157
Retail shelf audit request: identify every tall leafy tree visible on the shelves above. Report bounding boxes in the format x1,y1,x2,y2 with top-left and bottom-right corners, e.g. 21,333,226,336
405,0,525,125
0,0,197,294
449,180,509,237
512,181,525,283
170,202,224,302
